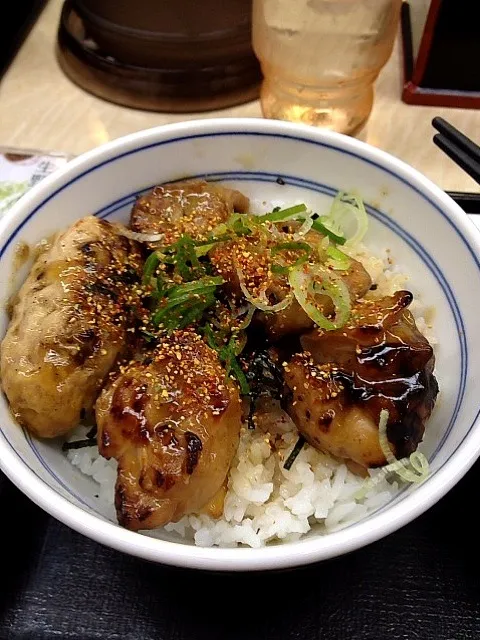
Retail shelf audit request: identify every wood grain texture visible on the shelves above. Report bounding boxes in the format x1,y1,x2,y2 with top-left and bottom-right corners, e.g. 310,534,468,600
0,0,478,192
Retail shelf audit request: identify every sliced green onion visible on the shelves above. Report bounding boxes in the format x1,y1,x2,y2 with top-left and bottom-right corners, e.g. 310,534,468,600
174,235,202,280
165,276,223,300
179,295,216,328
202,325,250,394
153,295,214,330
326,245,352,270
209,222,228,237
142,252,161,285
378,409,430,483
155,270,168,298
377,409,393,462
283,436,306,470
227,213,257,236
288,264,351,330
319,192,368,247
232,331,248,356
292,215,314,238
157,252,176,265
271,241,312,275
202,323,218,350
271,264,289,275
311,219,347,245
260,203,308,223
354,410,430,499
236,304,255,330
151,277,222,329
271,241,312,255
236,261,294,313
195,242,217,257
140,329,158,342
225,350,250,395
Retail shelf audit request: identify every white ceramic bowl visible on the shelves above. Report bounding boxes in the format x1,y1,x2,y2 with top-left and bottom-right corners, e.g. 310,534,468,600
1,118,480,571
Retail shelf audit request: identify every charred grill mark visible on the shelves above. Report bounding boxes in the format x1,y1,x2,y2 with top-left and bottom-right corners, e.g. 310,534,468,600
164,475,176,491
72,344,95,366
77,328,96,341
109,382,150,444
155,470,165,487
157,425,179,449
334,364,437,453
138,467,177,493
115,481,128,525
101,430,111,449
357,324,384,335
132,385,148,413
318,409,335,432
116,267,139,285
110,378,134,419
84,262,97,274
185,431,203,474
71,328,101,365
80,242,95,256
387,417,424,458
87,282,118,300
138,506,155,522
398,290,413,307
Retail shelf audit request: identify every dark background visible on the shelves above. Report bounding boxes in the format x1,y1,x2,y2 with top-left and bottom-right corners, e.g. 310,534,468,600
1,460,479,640
420,0,480,91
0,1,47,79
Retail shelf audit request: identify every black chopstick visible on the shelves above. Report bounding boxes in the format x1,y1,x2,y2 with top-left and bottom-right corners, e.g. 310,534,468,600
432,117,480,185
446,191,480,215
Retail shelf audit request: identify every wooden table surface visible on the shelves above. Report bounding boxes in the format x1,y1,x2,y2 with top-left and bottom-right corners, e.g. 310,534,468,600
0,0,478,193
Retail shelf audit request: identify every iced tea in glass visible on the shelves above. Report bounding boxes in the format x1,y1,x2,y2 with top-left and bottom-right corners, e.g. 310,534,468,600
252,0,402,135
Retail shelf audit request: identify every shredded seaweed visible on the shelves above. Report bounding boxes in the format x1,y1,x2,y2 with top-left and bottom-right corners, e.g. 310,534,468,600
86,425,97,440
283,436,306,470
62,438,96,451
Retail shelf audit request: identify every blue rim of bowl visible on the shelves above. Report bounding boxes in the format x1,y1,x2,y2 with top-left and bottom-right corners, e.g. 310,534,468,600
0,129,474,547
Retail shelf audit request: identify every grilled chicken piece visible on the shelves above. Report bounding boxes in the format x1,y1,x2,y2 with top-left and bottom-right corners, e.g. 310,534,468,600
96,330,242,531
210,229,372,339
284,291,438,469
0,216,143,438
130,179,250,246
284,356,386,468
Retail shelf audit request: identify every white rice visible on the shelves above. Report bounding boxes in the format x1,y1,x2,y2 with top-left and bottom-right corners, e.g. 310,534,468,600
66,244,434,548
